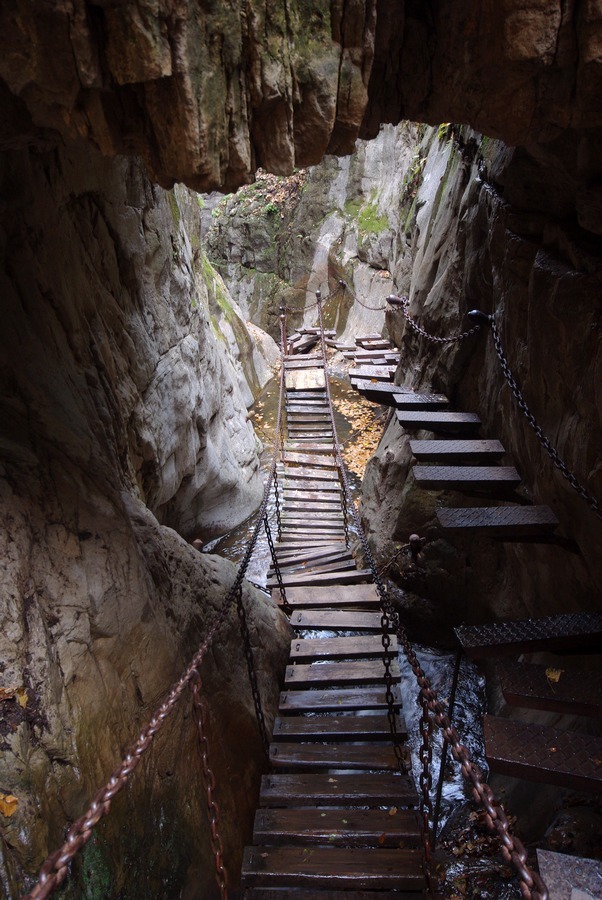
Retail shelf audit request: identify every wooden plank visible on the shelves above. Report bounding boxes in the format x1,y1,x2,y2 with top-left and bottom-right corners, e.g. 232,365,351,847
286,369,326,390
268,557,355,578
413,465,521,490
497,660,602,718
275,544,349,562
284,659,400,687
283,501,343,513
272,569,371,589
289,635,397,660
282,491,342,503
280,514,344,525
281,471,340,484
279,685,403,714
288,609,385,630
284,443,335,453
395,410,481,433
267,561,358,585
409,438,505,463
269,742,407,771
272,713,407,742
283,453,337,467
484,715,602,792
274,584,380,608
253,807,421,847
437,505,559,536
271,552,355,571
275,542,346,554
245,889,424,899
259,772,419,807
242,845,424,890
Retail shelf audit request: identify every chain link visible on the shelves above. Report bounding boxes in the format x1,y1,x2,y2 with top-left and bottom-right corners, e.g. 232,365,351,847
264,514,289,612
388,294,481,343
483,314,601,520
339,279,389,311
281,284,341,313
190,670,228,899
312,298,548,899
235,584,270,757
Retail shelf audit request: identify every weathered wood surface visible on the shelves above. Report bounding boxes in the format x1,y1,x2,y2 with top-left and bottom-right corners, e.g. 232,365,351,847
274,584,380,608
289,634,397,659
284,659,400,687
259,772,419,807
285,368,326,390
242,845,425,890
283,452,337,467
272,713,407,741
253,807,421,846
271,568,371,589
279,685,403,713
269,741,407,771
287,608,385,630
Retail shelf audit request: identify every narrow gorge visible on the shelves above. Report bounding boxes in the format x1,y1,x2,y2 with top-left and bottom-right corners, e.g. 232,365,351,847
1,2,601,898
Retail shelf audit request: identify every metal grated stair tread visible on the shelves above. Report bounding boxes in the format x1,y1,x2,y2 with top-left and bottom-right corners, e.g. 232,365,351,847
413,465,521,490
455,612,602,657
497,660,602,718
484,715,602,791
437,505,558,535
409,439,505,462
395,410,481,433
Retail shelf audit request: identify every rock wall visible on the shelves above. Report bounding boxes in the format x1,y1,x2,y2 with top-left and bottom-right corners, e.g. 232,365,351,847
206,125,422,342
0,143,289,896
360,125,602,630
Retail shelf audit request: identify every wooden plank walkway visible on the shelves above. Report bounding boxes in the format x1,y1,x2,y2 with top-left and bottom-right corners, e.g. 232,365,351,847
241,349,425,896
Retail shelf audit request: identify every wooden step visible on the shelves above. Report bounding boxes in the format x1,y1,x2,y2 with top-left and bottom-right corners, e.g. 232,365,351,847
285,370,325,390
274,545,351,563
275,541,347,555
283,500,343,512
269,742,408,771
289,635,397,660
455,612,602,658
484,715,602,792
245,889,425,899
279,686,403,714
280,512,344,524
410,438,505,463
282,492,341,504
350,365,396,382
288,609,385,631
242,846,425,890
252,807,421,847
272,714,407,742
285,659,400,687
271,569,371,589
437,505,559,536
285,390,327,400
497,660,602,718
281,471,340,484
274,584,381,609
396,410,480,433
268,559,356,580
413,465,521,491
259,772,419,807
283,453,337,468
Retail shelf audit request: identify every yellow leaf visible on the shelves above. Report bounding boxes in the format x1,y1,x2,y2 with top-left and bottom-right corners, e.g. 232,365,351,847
388,806,398,817
16,689,28,709
0,794,18,817
545,668,564,685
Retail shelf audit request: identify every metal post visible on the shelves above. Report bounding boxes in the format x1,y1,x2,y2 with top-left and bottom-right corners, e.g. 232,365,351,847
432,648,462,840
279,307,287,356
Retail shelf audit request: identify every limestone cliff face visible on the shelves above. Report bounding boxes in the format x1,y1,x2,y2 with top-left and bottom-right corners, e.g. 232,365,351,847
360,126,602,627
0,144,288,896
206,125,421,343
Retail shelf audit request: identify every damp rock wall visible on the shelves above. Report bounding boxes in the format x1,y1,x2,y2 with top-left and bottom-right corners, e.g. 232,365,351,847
0,143,288,897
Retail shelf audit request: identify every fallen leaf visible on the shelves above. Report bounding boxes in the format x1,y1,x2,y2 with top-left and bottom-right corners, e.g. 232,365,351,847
545,667,564,686
0,794,18,817
16,689,28,709
0,688,17,702
378,832,387,845
388,806,397,817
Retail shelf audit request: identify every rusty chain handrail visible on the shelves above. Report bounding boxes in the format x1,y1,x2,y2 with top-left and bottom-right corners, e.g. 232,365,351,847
281,283,341,313
25,352,288,900
388,293,482,343
468,310,601,520
313,299,549,899
339,279,389,311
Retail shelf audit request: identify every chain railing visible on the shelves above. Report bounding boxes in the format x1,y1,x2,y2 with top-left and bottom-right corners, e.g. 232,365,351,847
312,296,549,900
387,293,482,343
280,282,342,314
339,279,389,311
468,310,601,520
25,350,289,900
